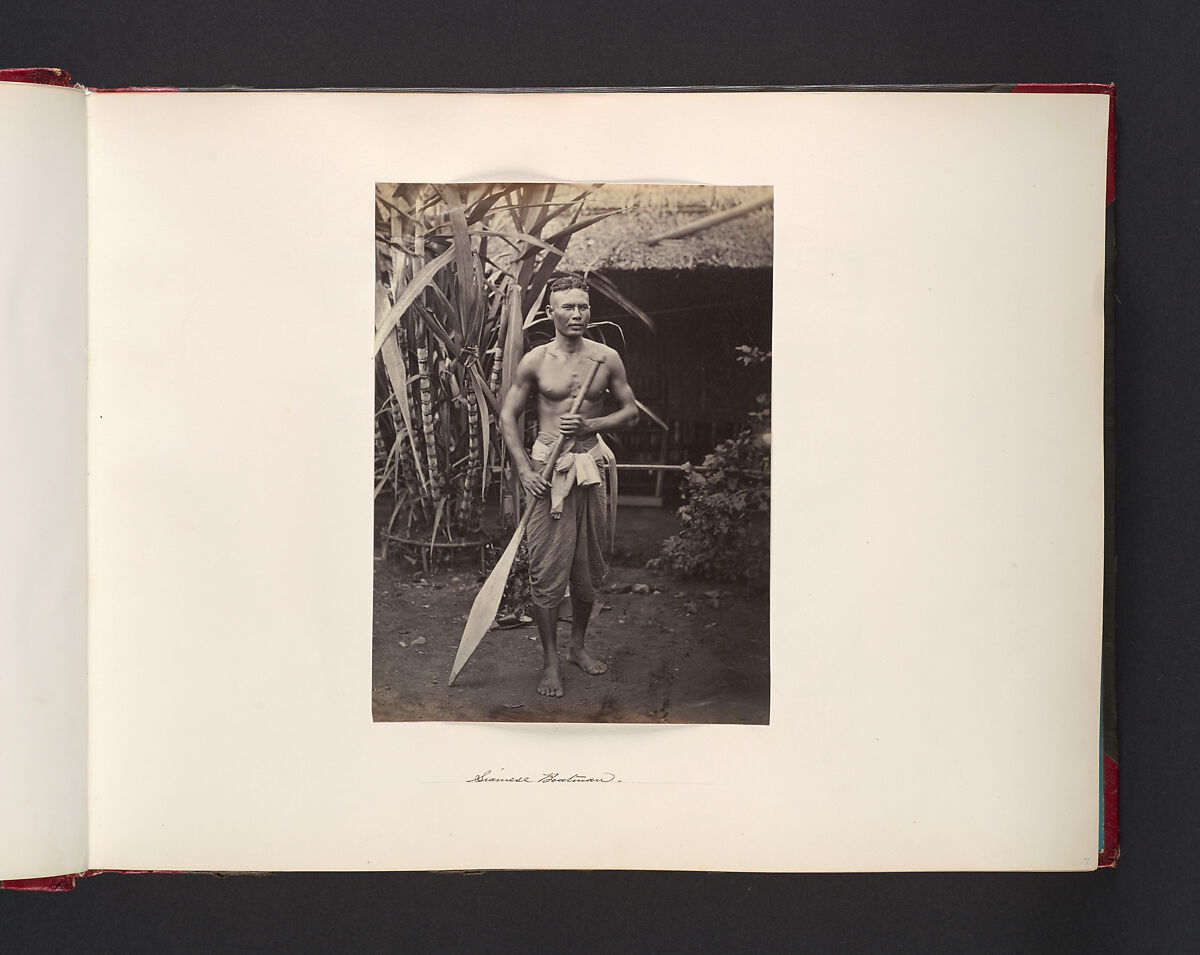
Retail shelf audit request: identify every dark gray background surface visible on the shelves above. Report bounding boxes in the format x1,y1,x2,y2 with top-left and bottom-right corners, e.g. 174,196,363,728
3,1,1197,950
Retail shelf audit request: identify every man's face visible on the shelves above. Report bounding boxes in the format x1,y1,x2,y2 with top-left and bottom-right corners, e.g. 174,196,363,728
547,288,591,339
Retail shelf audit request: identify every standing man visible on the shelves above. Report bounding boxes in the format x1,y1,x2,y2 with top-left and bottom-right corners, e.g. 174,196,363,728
499,274,639,697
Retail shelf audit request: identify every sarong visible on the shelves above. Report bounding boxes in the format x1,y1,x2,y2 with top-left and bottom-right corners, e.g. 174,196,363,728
526,433,611,610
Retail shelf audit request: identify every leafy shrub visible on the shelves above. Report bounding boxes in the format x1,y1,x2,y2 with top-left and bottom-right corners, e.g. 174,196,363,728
652,347,770,584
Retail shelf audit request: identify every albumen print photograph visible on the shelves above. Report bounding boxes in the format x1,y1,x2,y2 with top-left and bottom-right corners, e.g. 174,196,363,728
373,183,772,723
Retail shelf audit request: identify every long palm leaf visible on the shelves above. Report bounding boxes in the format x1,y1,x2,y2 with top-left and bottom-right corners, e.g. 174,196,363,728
467,227,565,259
374,244,456,354
501,280,526,399
374,431,400,499
635,399,668,431
464,184,519,224
522,197,591,306
413,300,503,419
445,186,477,338
535,209,621,254
376,283,426,487
585,270,656,332
529,183,560,233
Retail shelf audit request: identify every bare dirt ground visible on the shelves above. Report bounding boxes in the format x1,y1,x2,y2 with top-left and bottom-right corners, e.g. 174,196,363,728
372,508,769,724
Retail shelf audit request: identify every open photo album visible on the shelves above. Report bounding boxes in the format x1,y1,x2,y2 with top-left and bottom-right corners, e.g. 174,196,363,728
0,74,1114,882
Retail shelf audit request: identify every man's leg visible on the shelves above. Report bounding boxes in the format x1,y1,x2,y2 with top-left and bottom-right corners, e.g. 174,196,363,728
532,604,563,697
526,488,571,698
565,593,607,675
566,484,609,676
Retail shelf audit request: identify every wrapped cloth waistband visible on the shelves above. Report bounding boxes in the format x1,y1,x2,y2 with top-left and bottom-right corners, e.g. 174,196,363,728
530,432,613,519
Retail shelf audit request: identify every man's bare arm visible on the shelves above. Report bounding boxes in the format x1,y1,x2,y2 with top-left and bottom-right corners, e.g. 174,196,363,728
499,350,549,497
561,350,640,437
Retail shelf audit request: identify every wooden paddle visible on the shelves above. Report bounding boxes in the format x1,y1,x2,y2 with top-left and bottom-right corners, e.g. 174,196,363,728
448,355,604,686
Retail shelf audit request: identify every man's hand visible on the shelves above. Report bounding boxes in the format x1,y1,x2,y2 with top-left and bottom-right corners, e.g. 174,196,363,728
559,413,590,437
520,468,549,498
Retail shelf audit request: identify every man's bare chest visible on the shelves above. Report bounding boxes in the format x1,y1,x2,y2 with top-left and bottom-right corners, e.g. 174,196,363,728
535,351,609,403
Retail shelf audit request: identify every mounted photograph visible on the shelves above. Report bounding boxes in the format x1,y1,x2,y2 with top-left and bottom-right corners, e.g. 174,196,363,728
373,183,772,723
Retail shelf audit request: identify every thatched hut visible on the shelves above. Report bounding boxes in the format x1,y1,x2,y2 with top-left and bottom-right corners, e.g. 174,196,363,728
555,184,773,504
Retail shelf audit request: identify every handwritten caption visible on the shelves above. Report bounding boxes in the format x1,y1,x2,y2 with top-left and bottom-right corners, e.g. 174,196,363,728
468,769,618,784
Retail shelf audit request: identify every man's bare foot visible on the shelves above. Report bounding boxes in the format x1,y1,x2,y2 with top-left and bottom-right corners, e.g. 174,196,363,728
566,646,608,675
537,662,564,697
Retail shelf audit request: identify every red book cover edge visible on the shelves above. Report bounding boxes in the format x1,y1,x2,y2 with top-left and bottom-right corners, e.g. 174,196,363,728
0,71,1119,885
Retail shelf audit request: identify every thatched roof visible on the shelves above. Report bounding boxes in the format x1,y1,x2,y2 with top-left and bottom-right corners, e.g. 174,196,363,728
557,184,773,272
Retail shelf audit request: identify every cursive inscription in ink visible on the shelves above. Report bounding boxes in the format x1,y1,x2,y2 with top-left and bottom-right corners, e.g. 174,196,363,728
468,769,619,784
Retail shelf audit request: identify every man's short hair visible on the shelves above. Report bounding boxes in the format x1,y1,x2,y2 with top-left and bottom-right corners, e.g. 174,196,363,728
546,273,590,299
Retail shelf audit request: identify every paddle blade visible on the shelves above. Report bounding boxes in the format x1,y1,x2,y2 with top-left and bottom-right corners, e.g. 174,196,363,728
447,525,526,685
